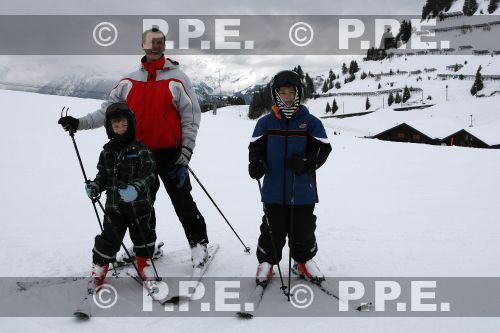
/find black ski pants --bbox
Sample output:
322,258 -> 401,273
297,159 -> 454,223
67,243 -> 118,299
150,148 -> 208,247
93,210 -> 156,264
257,204 -> 318,264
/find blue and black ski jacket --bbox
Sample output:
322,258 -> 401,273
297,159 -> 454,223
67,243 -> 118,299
249,105 -> 332,205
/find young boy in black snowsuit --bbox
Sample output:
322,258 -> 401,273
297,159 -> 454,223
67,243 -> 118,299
85,102 -> 157,289
248,70 -> 332,284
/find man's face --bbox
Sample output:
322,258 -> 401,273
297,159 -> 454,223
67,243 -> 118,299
277,86 -> 297,107
142,32 -> 165,62
111,118 -> 128,135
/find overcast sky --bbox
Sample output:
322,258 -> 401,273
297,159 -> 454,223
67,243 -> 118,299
0,0 -> 425,92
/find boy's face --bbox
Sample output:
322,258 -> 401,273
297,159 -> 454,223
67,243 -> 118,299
111,118 -> 128,135
277,86 -> 296,107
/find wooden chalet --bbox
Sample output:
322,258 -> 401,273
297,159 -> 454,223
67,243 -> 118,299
371,123 -> 436,145
442,129 -> 494,149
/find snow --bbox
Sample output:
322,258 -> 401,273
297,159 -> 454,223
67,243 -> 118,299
0,86 -> 500,332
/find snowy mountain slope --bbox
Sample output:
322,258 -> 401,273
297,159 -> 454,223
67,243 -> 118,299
303,52 -> 500,140
0,89 -> 500,332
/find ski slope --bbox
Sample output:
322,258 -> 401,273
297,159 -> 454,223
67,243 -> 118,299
0,88 -> 499,332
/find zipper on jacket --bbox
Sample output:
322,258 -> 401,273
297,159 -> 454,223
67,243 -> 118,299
282,119 -> 289,205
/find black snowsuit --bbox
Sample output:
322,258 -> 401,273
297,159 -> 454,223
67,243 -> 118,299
92,139 -> 157,264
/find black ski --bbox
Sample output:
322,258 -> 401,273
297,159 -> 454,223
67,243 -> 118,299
17,242 -> 164,291
236,280 -> 270,319
291,266 -> 373,312
160,243 -> 219,304
73,290 -> 94,319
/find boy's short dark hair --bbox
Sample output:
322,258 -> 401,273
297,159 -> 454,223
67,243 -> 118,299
110,115 -> 128,123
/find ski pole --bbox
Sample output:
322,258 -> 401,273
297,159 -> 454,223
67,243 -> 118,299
60,106 -> 125,278
287,173 -> 296,302
257,179 -> 288,297
186,165 -> 251,254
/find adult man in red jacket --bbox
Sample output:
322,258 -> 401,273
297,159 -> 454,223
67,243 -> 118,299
59,27 -> 209,267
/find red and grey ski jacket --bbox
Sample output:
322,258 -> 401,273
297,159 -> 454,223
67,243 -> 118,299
78,56 -> 201,153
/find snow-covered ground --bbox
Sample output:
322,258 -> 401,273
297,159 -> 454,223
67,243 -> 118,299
0,87 -> 500,332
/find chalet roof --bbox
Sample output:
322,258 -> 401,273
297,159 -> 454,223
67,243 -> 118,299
462,123 -> 500,146
372,123 -> 433,141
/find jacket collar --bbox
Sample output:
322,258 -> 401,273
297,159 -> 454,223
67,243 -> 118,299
272,104 -> 309,120
140,56 -> 179,71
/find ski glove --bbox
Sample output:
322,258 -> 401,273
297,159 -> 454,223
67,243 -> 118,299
118,185 -> 138,202
287,153 -> 318,175
58,116 -> 79,133
85,181 -> 100,199
248,160 -> 265,180
168,165 -> 188,188
174,146 -> 193,166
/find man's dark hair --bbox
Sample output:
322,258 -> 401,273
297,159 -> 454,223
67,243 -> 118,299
142,25 -> 166,43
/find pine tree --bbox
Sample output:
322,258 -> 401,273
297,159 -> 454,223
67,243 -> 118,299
395,91 -> 402,104
322,80 -> 328,93
304,73 -> 315,99
471,65 -> 484,95
296,65 -> 305,81
335,81 -> 341,89
403,85 -> 411,103
488,0 -> 500,13
365,97 -> 371,110
388,92 -> 394,106
332,99 -> 339,114
349,60 -> 359,74
329,69 -> 336,81
342,63 -> 348,75
463,0 -> 478,16
396,20 -> 412,44
361,72 -> 367,80
248,83 -> 273,119
378,83 -> 382,89
325,102 -> 331,113
328,80 -> 334,90
422,0 -> 455,18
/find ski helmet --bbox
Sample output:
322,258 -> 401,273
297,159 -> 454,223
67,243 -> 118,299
270,70 -> 304,119
105,102 -> 136,142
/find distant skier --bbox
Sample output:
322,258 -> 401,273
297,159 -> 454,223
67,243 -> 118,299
248,70 -> 332,284
85,102 -> 157,289
58,26 -> 210,268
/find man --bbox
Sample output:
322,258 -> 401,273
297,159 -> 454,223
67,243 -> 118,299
59,26 -> 209,267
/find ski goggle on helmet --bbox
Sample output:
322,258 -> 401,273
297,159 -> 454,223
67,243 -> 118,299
271,70 -> 304,119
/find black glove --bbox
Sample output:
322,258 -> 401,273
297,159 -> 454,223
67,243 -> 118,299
287,153 -> 318,175
168,165 -> 188,188
248,160 -> 265,179
58,116 -> 79,132
175,146 -> 193,166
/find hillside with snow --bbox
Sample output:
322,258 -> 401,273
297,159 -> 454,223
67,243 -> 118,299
1,0 -> 500,330
0,80 -> 500,332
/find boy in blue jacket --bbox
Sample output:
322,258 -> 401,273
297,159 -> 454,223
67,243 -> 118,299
248,70 -> 332,284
